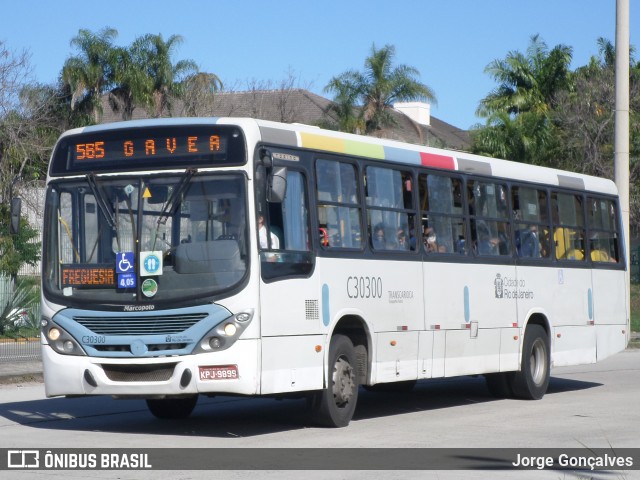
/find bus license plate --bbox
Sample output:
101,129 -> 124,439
199,365 -> 238,380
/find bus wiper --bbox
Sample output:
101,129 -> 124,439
86,173 -> 116,229
156,167 -> 197,226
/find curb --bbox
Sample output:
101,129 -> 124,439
0,372 -> 43,385
0,337 -> 40,344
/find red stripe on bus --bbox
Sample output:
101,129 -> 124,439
420,152 -> 455,169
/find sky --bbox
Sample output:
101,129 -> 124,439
2,0 -> 637,130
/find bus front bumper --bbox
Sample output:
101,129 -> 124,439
42,339 -> 260,398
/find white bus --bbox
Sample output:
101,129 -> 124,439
40,118 -> 629,427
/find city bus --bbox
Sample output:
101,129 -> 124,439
40,117 -> 629,427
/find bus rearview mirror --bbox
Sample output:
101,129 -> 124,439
267,167 -> 287,203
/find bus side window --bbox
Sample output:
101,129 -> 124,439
587,197 -> 620,263
512,186 -> 550,259
552,192 -> 585,261
315,159 -> 362,249
467,180 -> 511,257
365,166 -> 415,252
263,170 -> 310,253
419,173 -> 466,255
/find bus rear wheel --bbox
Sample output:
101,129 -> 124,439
310,334 -> 359,428
146,395 -> 198,419
511,324 -> 550,400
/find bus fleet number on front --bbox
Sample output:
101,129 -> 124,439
347,276 -> 383,299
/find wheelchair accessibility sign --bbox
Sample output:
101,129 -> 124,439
140,251 -> 163,276
116,252 -> 135,274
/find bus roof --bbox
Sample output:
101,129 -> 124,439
59,117 -> 618,196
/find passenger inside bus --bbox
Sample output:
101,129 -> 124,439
258,215 -> 280,249
372,224 -> 386,249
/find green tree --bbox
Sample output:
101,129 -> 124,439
325,44 -> 436,135
62,27 -> 119,124
130,34 -> 198,117
553,38 -> 640,231
473,35 -> 572,165
0,204 -> 40,279
107,46 -> 148,121
181,72 -> 223,116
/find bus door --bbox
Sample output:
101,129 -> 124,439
257,169 -> 323,394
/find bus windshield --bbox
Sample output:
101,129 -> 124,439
43,172 -> 248,306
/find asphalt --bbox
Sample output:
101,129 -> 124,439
0,333 -> 638,385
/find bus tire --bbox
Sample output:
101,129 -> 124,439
146,395 -> 198,419
511,324 -> 550,400
310,334 -> 359,428
484,372 -> 514,398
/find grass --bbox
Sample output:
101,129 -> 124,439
630,283 -> 640,333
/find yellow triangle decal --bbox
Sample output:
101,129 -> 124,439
142,187 -> 152,199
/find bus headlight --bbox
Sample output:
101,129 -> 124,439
41,318 -> 87,356
48,327 -> 61,341
223,323 -> 237,337
194,309 -> 254,354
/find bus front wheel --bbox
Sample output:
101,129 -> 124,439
310,334 -> 359,428
511,324 -> 550,400
146,395 -> 198,419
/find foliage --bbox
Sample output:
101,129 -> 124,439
324,44 -> 436,135
60,29 -> 208,122
0,276 -> 39,335
180,72 -> 223,117
62,28 -> 119,123
472,35 -> 572,165
129,33 -> 199,118
553,40 -> 640,229
0,204 -> 40,278
472,35 -> 640,233
631,287 -> 640,337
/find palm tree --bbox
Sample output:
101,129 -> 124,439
477,34 -> 572,118
325,44 -> 436,134
131,34 -> 198,117
473,35 -> 573,165
181,72 -> 223,116
108,46 -> 149,121
62,27 -> 118,123
323,74 -> 365,133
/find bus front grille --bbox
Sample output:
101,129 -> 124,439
101,363 -> 177,382
73,313 -> 208,335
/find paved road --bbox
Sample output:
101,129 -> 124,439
1,349 -> 639,479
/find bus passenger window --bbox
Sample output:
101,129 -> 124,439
467,180 -> 511,256
587,197 -> 620,263
316,159 -> 362,249
365,166 -> 415,252
419,173 -> 466,255
512,186 -> 550,259
552,192 -> 585,261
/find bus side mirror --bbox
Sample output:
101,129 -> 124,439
267,166 -> 287,203
10,197 -> 22,235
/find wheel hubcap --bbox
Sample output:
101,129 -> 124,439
332,356 -> 355,406
530,338 -> 547,386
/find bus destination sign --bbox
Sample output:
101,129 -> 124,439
73,134 -> 226,163
50,125 -> 246,176
61,264 -> 116,288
